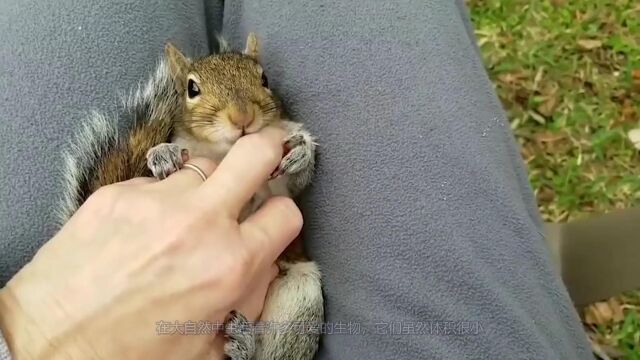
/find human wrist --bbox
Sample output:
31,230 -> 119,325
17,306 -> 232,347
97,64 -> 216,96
0,284 -> 52,359
0,268 -> 96,360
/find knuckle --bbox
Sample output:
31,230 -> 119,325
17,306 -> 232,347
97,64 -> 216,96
258,198 -> 303,238
276,197 -> 303,228
81,185 -> 126,216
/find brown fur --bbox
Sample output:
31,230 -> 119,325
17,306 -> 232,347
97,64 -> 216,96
89,120 -> 173,191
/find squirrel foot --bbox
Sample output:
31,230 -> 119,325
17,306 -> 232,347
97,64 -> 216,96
145,143 -> 189,180
223,310 -> 255,360
268,125 -> 316,196
272,130 -> 315,178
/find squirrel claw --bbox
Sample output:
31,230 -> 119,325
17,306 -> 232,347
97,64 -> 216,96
146,143 -> 186,180
223,310 -> 255,360
268,166 -> 283,180
267,142 -> 291,180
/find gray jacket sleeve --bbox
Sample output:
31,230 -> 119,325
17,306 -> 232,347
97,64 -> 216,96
0,332 -> 11,360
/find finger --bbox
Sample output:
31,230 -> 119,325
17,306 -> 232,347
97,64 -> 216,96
239,196 -> 302,265
158,157 -> 218,190
199,127 -> 286,218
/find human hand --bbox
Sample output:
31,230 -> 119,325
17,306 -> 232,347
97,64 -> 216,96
0,127 -> 300,359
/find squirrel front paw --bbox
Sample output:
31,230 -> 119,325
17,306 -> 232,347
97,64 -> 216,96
273,130 -> 316,178
146,143 -> 189,180
224,310 -> 255,360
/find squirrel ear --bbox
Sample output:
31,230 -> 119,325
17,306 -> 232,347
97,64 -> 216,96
164,42 -> 190,93
243,32 -> 260,59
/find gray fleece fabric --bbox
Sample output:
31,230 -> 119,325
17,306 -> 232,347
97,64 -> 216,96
0,0 -> 592,359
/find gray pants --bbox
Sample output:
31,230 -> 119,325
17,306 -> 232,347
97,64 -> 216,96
0,0 -> 592,358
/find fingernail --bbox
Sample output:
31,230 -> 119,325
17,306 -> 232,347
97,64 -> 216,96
181,149 -> 190,163
282,143 -> 291,156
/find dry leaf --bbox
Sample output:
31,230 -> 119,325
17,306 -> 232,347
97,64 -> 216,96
537,96 -> 558,117
534,131 -> 566,143
589,339 -> 612,360
621,99 -> 637,123
497,72 -> 529,85
528,111 -> 546,125
610,89 -> 627,103
537,187 -> 555,202
587,330 -> 625,360
540,81 -> 560,97
520,145 -> 535,163
588,335 -> 625,360
550,0 -> 565,6
533,67 -> 545,90
577,39 -> 603,50
515,88 -> 530,107
584,298 -> 625,325
627,128 -> 640,150
534,131 -> 569,153
632,69 -> 640,92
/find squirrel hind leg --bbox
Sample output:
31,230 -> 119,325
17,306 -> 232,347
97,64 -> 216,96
254,261 -> 324,360
224,310 -> 256,360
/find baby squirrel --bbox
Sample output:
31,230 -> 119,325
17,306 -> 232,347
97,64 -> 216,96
57,33 -> 323,360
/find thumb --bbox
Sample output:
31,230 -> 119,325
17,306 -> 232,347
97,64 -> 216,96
239,196 -> 303,266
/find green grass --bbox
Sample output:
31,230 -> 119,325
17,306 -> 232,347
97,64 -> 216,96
467,0 -> 640,357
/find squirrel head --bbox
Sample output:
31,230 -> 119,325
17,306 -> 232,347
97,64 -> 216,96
165,33 -> 282,144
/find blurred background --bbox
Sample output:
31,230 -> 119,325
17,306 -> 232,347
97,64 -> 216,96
466,0 -> 640,357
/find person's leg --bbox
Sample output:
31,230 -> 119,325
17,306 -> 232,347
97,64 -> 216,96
0,0 -> 222,284
222,1 -> 592,358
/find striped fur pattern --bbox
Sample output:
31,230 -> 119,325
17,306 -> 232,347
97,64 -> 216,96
56,58 -> 180,225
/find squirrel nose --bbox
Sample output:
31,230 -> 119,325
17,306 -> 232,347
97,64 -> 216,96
229,111 -> 255,130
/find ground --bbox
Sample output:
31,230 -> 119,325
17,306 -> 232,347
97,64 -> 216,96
466,0 -> 640,357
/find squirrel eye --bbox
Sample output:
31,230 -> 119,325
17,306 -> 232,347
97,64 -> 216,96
261,73 -> 269,88
187,79 -> 200,98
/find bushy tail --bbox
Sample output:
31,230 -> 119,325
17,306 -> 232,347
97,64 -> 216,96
56,58 -> 181,225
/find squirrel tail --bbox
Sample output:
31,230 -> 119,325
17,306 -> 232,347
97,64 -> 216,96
254,261 -> 324,360
56,58 -> 180,226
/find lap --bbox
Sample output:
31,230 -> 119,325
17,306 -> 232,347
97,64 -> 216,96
222,0 -> 591,358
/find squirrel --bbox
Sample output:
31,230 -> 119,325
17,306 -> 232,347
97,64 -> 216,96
56,33 -> 323,360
